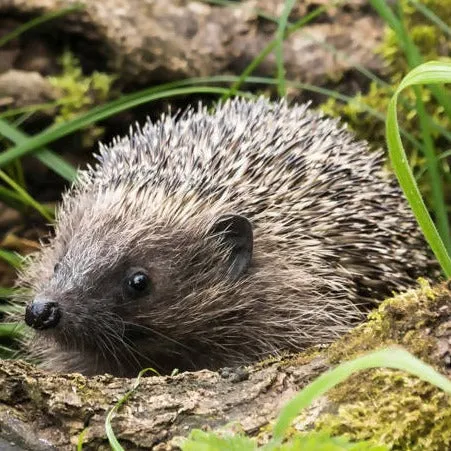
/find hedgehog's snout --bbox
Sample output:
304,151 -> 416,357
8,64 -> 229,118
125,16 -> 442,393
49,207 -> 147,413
25,299 -> 61,330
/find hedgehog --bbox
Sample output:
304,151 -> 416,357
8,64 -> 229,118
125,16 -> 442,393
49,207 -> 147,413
21,98 -> 436,377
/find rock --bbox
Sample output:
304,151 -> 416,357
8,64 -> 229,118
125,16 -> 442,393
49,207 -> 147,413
0,0 -> 384,88
0,70 -> 57,109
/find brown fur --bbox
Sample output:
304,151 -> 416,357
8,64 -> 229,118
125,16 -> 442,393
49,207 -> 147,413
19,99 -> 436,376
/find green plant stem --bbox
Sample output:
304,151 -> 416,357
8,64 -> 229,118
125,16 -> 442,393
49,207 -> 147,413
0,169 -> 53,221
225,4 -> 329,98
268,347 -> 451,448
275,0 -> 297,97
409,0 -> 451,36
0,119 -> 77,182
0,87 -> 254,168
0,4 -> 84,48
386,61 -> 451,277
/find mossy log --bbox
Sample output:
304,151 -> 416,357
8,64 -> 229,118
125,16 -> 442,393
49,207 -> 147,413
0,280 -> 450,450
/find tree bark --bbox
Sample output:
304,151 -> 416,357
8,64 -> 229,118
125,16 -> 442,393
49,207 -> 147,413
1,281 -> 450,450
0,352 -> 329,450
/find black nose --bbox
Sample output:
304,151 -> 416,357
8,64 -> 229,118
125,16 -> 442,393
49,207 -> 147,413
25,300 -> 61,330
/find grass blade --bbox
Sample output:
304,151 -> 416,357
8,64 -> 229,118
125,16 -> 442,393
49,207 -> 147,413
0,4 -> 84,48
0,102 -> 58,119
36,149 -> 78,182
270,347 -> 451,446
226,4 -> 328,98
0,119 -> 77,182
412,88 -> 449,250
409,0 -> 451,37
0,169 -> 53,221
257,4 -> 391,90
0,86 -> 253,168
275,0 -> 297,97
0,249 -> 23,268
0,75 -> 422,177
371,0 -> 451,250
0,185 -> 27,204
395,6 -> 450,250
369,0 -> 403,37
0,322 -> 26,339
105,368 -> 160,451
386,61 -> 451,277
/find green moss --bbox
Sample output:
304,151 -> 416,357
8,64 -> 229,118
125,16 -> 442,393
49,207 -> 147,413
327,279 -> 447,364
315,281 -> 451,450
49,51 -> 116,147
256,347 -> 322,372
316,368 -> 451,450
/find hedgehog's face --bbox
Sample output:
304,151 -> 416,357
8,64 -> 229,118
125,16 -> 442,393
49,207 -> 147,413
23,206 -> 254,375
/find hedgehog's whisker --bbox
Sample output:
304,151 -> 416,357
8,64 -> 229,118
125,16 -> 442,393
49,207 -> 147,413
119,318 -> 197,354
99,314 -> 162,372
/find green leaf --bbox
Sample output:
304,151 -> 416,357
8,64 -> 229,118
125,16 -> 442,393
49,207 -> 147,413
270,347 -> 451,446
0,4 -> 84,48
0,87 -> 253,169
386,61 -> 451,277
275,0 -> 297,97
0,322 -> 26,339
0,249 -> 23,269
0,169 -> 53,221
0,119 -> 77,182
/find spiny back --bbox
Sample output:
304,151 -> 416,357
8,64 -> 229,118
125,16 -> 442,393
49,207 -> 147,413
78,97 -> 430,296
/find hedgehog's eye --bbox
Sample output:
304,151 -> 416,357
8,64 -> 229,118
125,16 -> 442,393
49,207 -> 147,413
124,270 -> 151,297
54,262 -> 60,273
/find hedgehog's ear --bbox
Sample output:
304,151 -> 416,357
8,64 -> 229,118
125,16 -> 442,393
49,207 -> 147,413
210,214 -> 253,280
